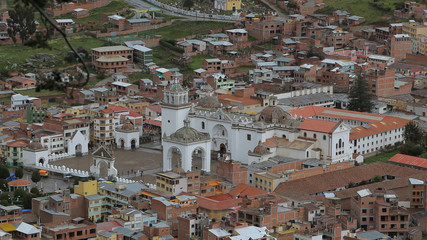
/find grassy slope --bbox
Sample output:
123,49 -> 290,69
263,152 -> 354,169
320,0 -> 412,24
147,21 -> 234,40
55,1 -> 131,26
364,150 -> 400,164
15,88 -> 64,97
0,35 -> 104,70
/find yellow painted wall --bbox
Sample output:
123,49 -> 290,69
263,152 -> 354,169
75,180 -> 98,196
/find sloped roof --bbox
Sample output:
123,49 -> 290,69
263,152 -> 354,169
389,154 -> 427,169
8,179 -> 31,186
229,183 -> 269,198
274,162 -> 426,201
298,118 -> 340,133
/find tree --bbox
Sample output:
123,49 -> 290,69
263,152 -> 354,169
14,168 -> 23,179
0,179 -> 8,192
31,171 -> 41,183
13,188 -> 27,200
0,166 -> 9,180
400,143 -> 424,156
404,121 -> 423,143
347,74 -> 374,113
0,193 -> 11,206
30,187 -> 40,196
183,0 -> 194,9
6,4 -> 37,45
372,175 -> 383,183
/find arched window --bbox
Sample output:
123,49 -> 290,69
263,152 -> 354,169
313,134 -> 317,139
323,135 -> 326,140
201,122 -> 205,129
304,132 -> 307,137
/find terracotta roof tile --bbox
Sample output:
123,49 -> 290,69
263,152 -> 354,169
7,140 -> 28,147
274,162 -> 426,201
144,120 -> 161,127
229,183 -> 269,197
217,94 -> 261,106
8,179 -> 31,186
107,106 -> 129,112
298,118 -> 340,133
389,154 -> 427,169
195,194 -> 241,210
350,117 -> 409,140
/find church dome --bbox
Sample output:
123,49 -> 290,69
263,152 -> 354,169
169,83 -> 184,91
27,138 -> 44,150
252,141 -> 270,155
198,96 -> 221,109
258,106 -> 291,124
169,120 -> 210,143
121,119 -> 134,131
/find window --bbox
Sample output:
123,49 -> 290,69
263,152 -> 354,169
382,208 -> 387,213
323,135 -> 326,140
247,134 -> 251,141
202,122 -> 205,129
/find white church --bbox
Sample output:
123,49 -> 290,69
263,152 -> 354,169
161,83 -> 353,173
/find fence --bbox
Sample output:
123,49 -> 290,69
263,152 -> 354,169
145,0 -> 241,21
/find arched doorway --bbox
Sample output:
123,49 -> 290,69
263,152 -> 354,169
131,139 -> 136,150
212,124 -> 228,153
38,158 -> 45,165
220,143 -> 226,156
98,161 -> 109,178
75,144 -> 82,157
192,147 -> 207,172
120,139 -> 125,149
167,147 -> 182,170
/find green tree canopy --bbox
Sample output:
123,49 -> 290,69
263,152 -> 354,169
183,0 -> 194,9
14,168 -> 24,179
347,74 -> 374,113
0,166 -> 10,180
0,179 -> 8,192
31,171 -> 41,183
6,4 -> 37,45
404,122 -> 424,143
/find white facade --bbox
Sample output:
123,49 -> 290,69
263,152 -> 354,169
23,147 -> 49,166
350,127 -> 405,155
10,94 -> 39,111
40,133 -> 65,154
116,128 -> 139,150
161,85 -> 191,137
67,129 -> 89,156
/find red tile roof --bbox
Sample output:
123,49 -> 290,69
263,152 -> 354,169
96,221 -> 122,232
8,179 -> 31,186
229,183 -> 269,197
127,110 -> 141,118
298,118 -> 340,133
107,106 -> 129,113
389,154 -> 427,169
288,106 -> 385,123
274,162 -> 426,201
217,94 -> 261,106
100,108 -> 114,114
350,117 -> 409,140
147,105 -> 162,113
7,140 -> 28,147
144,120 -> 161,127
195,194 -> 241,210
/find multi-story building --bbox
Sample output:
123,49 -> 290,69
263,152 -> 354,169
6,140 -> 28,166
402,20 -> 427,39
91,46 -> 133,74
151,195 -> 198,237
214,0 -> 241,11
93,108 -> 115,147
387,34 -> 412,61
0,205 -> 22,224
43,114 -> 90,157
244,14 -> 284,40
10,94 -> 41,111
178,214 -> 209,240
155,172 -> 187,195
42,218 -> 97,240
350,188 -> 409,238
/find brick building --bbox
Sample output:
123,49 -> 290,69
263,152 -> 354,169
387,34 -> 412,62
216,159 -> 248,185
42,218 -> 97,240
244,14 -> 284,41
151,195 -> 198,237
91,46 -> 133,74
350,188 -> 409,238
